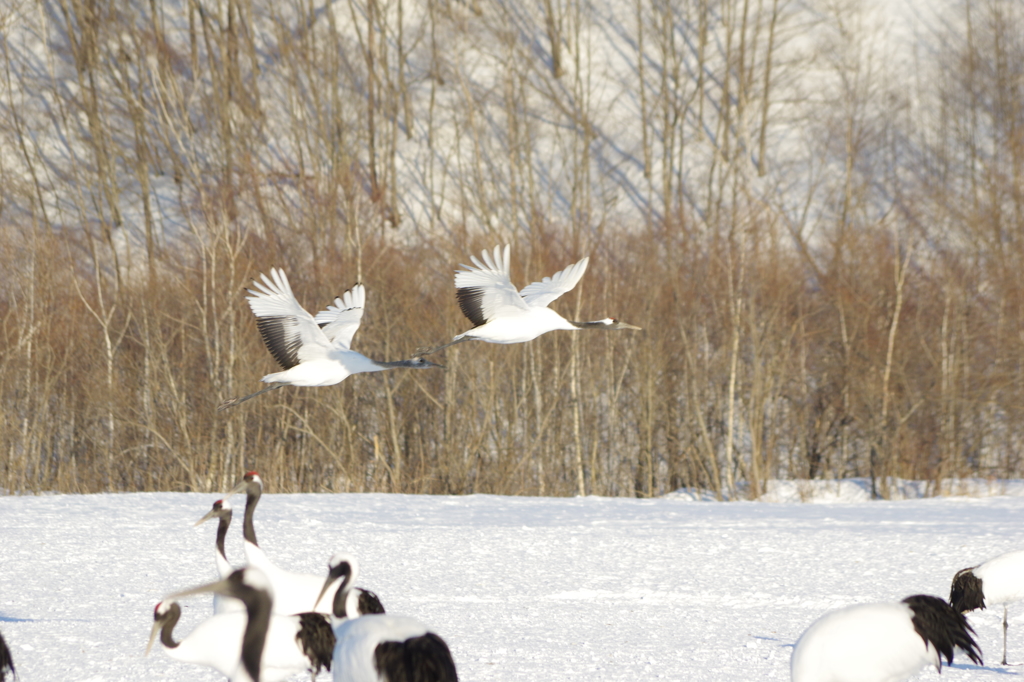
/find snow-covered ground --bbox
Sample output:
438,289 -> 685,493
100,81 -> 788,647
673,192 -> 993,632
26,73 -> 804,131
0,490 -> 1021,681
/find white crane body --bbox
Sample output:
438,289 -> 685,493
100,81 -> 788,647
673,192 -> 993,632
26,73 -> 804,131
242,540 -> 341,615
973,550 -> 1024,605
260,354 -> 382,387
793,603 -> 932,682
153,568 -> 309,682
455,306 -> 577,345
331,615 -> 433,682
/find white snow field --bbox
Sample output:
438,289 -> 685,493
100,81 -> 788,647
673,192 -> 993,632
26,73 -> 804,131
0,491 -> 1021,681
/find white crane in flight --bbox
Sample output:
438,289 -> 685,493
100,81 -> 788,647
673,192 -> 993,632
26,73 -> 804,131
219,269 -> 440,410
418,245 -> 640,356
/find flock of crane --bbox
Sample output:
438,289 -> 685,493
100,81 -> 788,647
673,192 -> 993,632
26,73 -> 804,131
0,245 -> 1022,682
218,245 -> 640,411
790,547 -> 1024,682
143,470 -> 458,682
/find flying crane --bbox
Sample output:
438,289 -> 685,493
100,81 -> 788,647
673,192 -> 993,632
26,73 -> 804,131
418,245 -> 640,356
220,269 -> 440,410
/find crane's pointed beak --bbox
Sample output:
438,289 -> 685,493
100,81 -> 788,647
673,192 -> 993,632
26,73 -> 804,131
313,577 -> 333,613
167,576 -> 235,602
145,620 -> 162,656
619,322 -> 642,330
194,507 -> 219,527
225,479 -> 249,497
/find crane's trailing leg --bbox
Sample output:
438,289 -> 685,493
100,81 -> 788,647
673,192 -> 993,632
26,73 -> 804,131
218,383 -> 285,411
415,335 -> 473,357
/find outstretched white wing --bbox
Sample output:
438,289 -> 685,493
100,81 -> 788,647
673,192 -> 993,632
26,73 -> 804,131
313,284 -> 365,350
454,245 -> 528,326
518,256 -> 589,309
245,268 -> 330,369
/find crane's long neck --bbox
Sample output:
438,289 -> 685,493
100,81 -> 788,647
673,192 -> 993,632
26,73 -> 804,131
216,511 -> 231,561
238,588 -> 272,682
370,359 -> 422,371
331,572 -> 356,620
160,604 -> 182,649
243,488 -> 259,547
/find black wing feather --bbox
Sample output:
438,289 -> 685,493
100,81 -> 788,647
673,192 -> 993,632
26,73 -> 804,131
256,316 -> 302,369
374,632 -> 458,682
455,287 -> 487,328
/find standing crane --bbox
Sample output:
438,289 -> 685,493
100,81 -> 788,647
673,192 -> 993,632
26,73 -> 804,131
315,554 -> 458,682
227,471 -> 385,617
219,269 -> 439,410
950,549 -> 1024,665
195,498 -> 244,614
154,567 -> 282,682
418,245 -> 640,355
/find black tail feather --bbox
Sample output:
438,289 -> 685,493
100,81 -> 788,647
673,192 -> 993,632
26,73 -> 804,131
375,632 -> 458,682
0,630 -> 14,682
903,594 -> 983,670
296,612 -> 336,675
950,568 -> 986,613
357,588 -> 386,615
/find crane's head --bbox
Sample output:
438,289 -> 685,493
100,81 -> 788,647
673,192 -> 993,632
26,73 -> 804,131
572,317 -> 642,330
227,471 -> 263,497
153,600 -> 177,620
316,553 -> 359,617
146,601 -> 182,655
380,357 -> 444,370
194,498 -> 232,526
